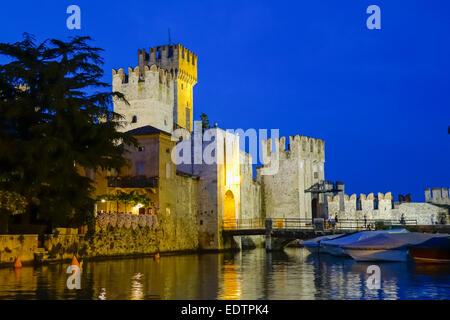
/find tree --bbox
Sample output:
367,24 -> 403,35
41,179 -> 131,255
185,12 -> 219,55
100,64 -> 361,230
0,190 -> 27,233
200,112 -> 210,129
0,34 -> 137,229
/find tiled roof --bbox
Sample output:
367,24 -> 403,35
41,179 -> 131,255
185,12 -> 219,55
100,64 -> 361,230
125,125 -> 171,137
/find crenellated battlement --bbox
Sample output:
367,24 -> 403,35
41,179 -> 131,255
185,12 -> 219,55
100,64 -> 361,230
138,44 -> 197,86
112,64 -> 173,87
327,191 -> 394,214
425,187 -> 450,204
112,64 -> 174,134
261,134 -> 325,162
331,192 -> 393,202
137,43 -> 197,132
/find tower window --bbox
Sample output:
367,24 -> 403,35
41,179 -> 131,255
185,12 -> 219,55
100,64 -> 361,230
132,115 -> 137,123
136,161 -> 146,176
186,107 -> 191,130
156,49 -> 161,59
181,50 -> 185,59
187,53 -> 190,62
192,56 -> 195,66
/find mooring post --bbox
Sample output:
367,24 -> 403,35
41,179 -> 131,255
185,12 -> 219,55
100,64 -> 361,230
265,218 -> 273,251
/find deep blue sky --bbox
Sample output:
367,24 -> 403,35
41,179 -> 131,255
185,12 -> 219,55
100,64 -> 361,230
1,1 -> 449,201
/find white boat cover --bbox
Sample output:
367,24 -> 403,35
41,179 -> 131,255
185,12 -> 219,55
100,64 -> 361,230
342,232 -> 449,250
320,229 -> 409,248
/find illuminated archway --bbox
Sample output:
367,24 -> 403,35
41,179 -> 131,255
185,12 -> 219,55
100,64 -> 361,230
223,190 -> 236,229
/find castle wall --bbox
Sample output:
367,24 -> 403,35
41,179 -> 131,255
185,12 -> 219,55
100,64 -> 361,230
112,65 -> 174,133
257,135 -> 325,220
425,187 -> 450,205
398,203 -> 449,225
158,134 -> 199,251
0,235 -> 38,265
177,127 -> 241,250
239,151 -> 261,221
239,151 -> 263,248
328,192 -> 449,226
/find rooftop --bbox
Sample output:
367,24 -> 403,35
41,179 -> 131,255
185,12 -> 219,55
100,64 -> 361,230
125,125 -> 171,137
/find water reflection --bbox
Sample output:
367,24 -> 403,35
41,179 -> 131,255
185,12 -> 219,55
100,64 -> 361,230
0,248 -> 448,300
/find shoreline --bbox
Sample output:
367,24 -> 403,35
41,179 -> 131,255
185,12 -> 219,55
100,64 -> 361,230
0,247 -> 247,269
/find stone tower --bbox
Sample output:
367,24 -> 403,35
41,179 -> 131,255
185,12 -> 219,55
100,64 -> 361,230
138,44 -> 198,132
112,65 -> 174,133
257,135 -> 326,220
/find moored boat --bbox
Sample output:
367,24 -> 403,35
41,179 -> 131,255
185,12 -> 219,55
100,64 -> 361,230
300,234 -> 344,253
319,229 -> 409,257
342,232 -> 449,262
409,236 -> 450,264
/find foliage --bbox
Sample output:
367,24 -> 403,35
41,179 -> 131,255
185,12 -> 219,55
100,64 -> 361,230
0,34 -> 137,227
97,191 -> 152,208
200,112 -> 210,129
0,190 -> 27,215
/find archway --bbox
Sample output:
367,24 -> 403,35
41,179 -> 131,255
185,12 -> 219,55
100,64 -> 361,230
311,197 -> 321,219
224,190 -> 236,229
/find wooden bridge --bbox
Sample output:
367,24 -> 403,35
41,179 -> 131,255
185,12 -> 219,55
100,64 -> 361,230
222,217 -> 418,251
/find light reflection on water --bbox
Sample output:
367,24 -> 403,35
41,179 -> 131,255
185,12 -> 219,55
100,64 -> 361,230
0,248 -> 449,300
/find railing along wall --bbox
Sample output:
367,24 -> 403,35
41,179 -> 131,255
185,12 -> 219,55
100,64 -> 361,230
222,218 -> 417,231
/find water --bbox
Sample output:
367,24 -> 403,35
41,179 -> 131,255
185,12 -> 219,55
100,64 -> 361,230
0,248 -> 449,300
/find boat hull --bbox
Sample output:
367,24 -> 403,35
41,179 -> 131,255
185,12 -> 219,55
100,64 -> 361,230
409,248 -> 450,264
344,248 -> 408,262
319,245 -> 347,257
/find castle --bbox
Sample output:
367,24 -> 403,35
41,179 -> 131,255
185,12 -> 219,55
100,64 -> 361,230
93,43 -> 449,250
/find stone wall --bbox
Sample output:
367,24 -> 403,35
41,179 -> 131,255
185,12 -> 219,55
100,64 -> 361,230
0,208 -> 200,267
239,151 -> 261,221
398,203 -> 449,225
239,151 -> 264,248
425,187 -> 450,205
258,135 -> 325,220
327,192 -> 449,226
0,235 -> 38,265
39,211 -> 198,261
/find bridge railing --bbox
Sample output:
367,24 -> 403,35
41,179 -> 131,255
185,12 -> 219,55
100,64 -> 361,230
222,217 -> 418,231
267,218 -> 314,230
334,218 -> 417,230
223,218 -> 265,230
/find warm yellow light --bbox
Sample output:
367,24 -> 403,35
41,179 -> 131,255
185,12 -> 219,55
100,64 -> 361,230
101,199 -> 106,203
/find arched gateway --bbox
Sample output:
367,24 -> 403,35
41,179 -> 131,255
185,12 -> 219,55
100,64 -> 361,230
223,190 -> 236,229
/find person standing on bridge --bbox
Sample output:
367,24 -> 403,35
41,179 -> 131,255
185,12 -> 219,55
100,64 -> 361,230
328,214 -> 336,229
